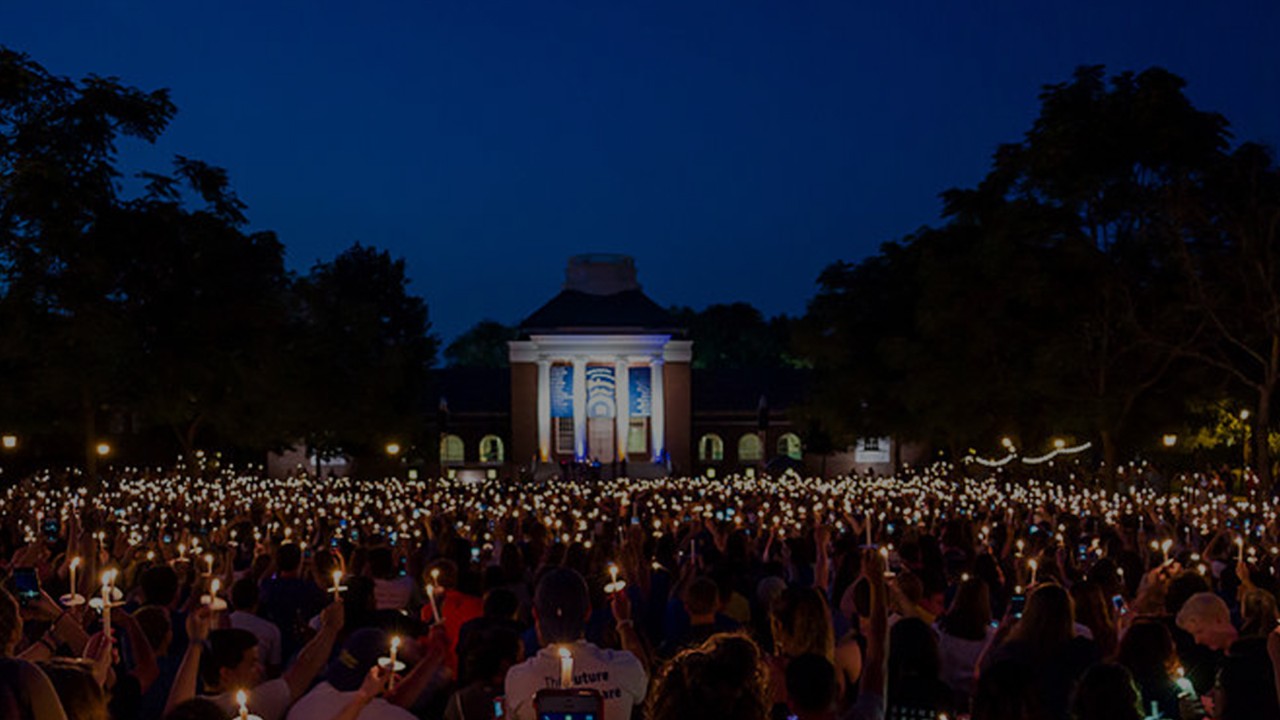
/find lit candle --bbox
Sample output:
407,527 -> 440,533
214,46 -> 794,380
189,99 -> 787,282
426,583 -> 441,623
1161,539 -> 1173,565
1237,537 -> 1245,565
236,689 -> 249,720
1028,559 -> 1038,586
330,569 -> 344,596
100,570 -> 113,640
69,557 -> 80,596
205,553 -> 215,575
388,636 -> 401,690
558,646 -> 573,689
609,563 -> 619,586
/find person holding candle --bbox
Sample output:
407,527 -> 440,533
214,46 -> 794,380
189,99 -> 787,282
0,588 -> 73,719
228,578 -> 283,678
502,567 -> 647,720
285,629 -> 424,720
164,598 -> 345,720
259,543 -> 327,664
417,560 -> 481,676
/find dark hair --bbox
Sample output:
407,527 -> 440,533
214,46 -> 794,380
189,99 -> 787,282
462,627 -> 521,685
482,587 -> 518,620
276,544 -> 303,573
534,567 -> 590,644
940,576 -> 992,641
140,565 -> 180,606
1070,580 -> 1117,658
367,547 -> 394,579
1009,583 -> 1074,659
684,577 -> 719,617
887,617 -> 944,711
1165,571 -> 1210,616
201,629 -> 259,687
132,605 -> 172,652
972,659 -> 1046,720
40,658 -> 108,720
785,653 -> 837,716
1116,619 -> 1176,684
771,586 -> 834,659
1071,662 -> 1142,720
648,634 -> 771,720
163,697 -> 228,720
230,578 -> 259,612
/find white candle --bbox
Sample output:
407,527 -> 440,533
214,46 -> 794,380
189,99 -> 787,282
388,636 -> 401,690
237,689 -> 249,720
609,563 -> 619,585
558,646 -> 573,688
205,553 -> 215,575
100,571 -> 113,640
426,583 -> 441,623
1028,559 -> 1038,586
1238,536 -> 1245,564
865,516 -> 872,546
69,557 -> 80,596
330,570 -> 343,595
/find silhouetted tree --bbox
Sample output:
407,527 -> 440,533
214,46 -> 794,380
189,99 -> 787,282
445,320 -> 517,368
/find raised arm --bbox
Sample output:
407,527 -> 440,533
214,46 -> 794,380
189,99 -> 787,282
282,599 -> 345,701
164,606 -> 212,718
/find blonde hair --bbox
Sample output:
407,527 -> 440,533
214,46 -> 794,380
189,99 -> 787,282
771,586 -> 835,660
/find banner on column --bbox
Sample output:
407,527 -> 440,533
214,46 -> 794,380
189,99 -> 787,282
586,366 -> 616,418
550,364 -> 573,418
629,367 -> 651,417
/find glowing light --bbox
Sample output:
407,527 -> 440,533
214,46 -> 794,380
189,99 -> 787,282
96,442 -> 112,457
385,443 -> 402,456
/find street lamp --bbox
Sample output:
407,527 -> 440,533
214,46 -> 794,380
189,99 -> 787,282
385,442 -> 402,457
1162,434 -> 1178,448
1,435 -> 15,450
95,442 -> 111,457
1053,438 -> 1066,450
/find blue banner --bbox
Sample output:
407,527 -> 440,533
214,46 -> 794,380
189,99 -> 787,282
586,365 -> 616,418
629,366 -> 651,417
550,364 -> 573,418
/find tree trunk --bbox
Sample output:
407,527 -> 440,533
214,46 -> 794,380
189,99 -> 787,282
81,383 -> 98,482
1256,390 -> 1272,490
1100,429 -> 1118,492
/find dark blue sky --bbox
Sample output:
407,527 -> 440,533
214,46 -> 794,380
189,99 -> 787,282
6,2 -> 1279,341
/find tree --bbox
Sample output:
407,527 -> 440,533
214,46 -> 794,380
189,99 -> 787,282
444,320 -> 517,368
294,244 -> 438,460
670,303 -> 798,369
0,47 -> 176,474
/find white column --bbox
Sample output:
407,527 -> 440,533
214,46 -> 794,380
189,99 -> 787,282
614,357 -> 630,462
572,356 -> 587,461
536,357 -> 551,462
650,357 -> 665,463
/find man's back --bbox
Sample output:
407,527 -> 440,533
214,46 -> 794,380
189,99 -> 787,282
503,640 -> 646,720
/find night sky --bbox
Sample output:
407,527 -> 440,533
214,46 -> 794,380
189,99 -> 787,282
5,2 -> 1278,342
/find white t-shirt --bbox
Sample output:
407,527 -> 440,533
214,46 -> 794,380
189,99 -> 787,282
286,681 -> 416,720
207,678 -> 293,720
373,576 -> 415,611
503,640 -> 647,720
230,610 -> 284,667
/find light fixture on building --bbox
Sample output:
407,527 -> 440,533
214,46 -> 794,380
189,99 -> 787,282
95,442 -> 112,457
1,435 -> 16,450
1052,438 -> 1066,450
385,442 -> 401,456
1162,434 -> 1178,448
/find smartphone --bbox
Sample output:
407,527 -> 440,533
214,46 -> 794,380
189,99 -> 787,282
470,547 -> 480,562
42,519 -> 59,541
493,697 -> 505,717
1009,594 -> 1026,619
1111,594 -> 1128,616
12,567 -> 40,607
534,689 -> 604,720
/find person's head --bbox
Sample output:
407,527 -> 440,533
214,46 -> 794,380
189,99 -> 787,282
140,565 -> 181,607
367,547 -> 395,580
230,578 -> 259,613
972,659 -> 1047,720
462,626 -> 522,686
1069,579 -> 1116,656
40,658 -> 108,720
276,543 -> 302,574
425,558 -> 460,590
1116,618 -> 1177,678
163,697 -> 228,720
1071,662 -> 1142,720
648,634 -> 771,720
1176,592 -> 1236,650
133,605 -> 174,655
940,575 -> 992,641
0,589 -> 20,656
887,617 -> 942,706
201,628 -> 262,691
533,567 -> 590,644
1240,588 -> 1279,637
1010,583 -> 1074,655
684,577 -> 720,622
1165,571 -> 1211,616
770,587 -> 834,660
785,653 -> 837,719
323,628 -> 389,691
482,587 -> 519,620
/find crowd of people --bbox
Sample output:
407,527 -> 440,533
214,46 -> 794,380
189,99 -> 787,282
1,463 -> 1279,720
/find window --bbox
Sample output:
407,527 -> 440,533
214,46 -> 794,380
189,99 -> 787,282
555,418 -> 575,455
627,418 -> 648,455
699,434 -> 724,462
862,437 -> 880,452
441,434 -> 464,464
479,435 -> 504,463
738,434 -> 763,462
778,433 -> 802,460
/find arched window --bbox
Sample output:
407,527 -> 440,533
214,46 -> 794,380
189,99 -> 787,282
777,433 -> 803,460
698,434 -> 724,462
441,434 -> 464,464
738,433 -> 763,462
479,435 -> 504,463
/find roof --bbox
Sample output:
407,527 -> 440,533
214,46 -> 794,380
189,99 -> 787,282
692,368 -> 811,413
519,289 -> 683,335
